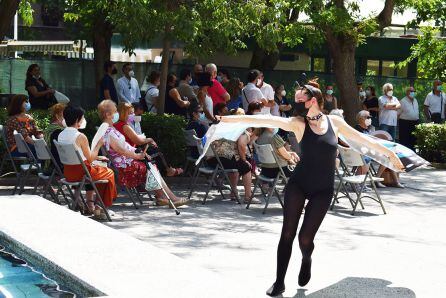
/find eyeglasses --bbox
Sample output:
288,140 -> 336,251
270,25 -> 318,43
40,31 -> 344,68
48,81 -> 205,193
365,116 -> 372,119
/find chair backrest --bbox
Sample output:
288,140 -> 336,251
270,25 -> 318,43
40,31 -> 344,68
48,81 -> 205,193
337,145 -> 365,167
193,135 -> 208,156
13,131 -> 30,154
288,133 -> 301,155
32,137 -> 51,160
253,142 -> 277,165
0,125 -> 9,149
184,129 -> 197,147
53,140 -> 82,166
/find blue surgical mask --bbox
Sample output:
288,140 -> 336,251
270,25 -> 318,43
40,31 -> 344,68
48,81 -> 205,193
112,112 -> 120,123
188,78 -> 193,85
326,90 -> 333,95
24,102 -> 31,112
409,91 -> 416,98
216,76 -> 222,83
272,128 -> 279,135
437,85 -> 443,91
199,113 -> 206,121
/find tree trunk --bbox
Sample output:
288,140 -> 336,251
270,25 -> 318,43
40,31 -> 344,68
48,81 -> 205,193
0,0 -> 20,41
325,32 -> 359,125
157,28 -> 171,115
92,16 -> 112,99
249,42 -> 281,71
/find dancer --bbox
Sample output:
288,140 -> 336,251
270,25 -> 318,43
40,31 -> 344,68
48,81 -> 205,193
217,81 -> 404,296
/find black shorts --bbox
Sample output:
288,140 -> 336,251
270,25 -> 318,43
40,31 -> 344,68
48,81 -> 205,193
260,166 -> 292,179
208,156 -> 252,176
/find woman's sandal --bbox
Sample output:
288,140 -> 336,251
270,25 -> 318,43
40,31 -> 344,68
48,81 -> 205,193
155,198 -> 170,206
166,168 -> 184,177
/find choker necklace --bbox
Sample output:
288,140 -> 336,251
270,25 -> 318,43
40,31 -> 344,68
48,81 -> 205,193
306,113 -> 323,121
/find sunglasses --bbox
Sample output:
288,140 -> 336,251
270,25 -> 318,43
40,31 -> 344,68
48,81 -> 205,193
365,116 -> 372,119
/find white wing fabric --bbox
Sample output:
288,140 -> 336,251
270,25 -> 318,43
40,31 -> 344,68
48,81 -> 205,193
54,91 -> 70,104
196,115 -> 429,172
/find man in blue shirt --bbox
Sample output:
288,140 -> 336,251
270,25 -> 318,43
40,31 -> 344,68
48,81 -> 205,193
117,63 -> 141,104
99,61 -> 118,103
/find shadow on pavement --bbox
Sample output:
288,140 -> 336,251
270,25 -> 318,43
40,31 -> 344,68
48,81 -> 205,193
286,277 -> 416,297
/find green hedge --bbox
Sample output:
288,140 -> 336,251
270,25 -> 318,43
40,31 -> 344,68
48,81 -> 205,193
0,108 -> 187,167
413,123 -> 446,163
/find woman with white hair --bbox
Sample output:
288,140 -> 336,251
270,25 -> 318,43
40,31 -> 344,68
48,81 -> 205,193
378,83 -> 400,141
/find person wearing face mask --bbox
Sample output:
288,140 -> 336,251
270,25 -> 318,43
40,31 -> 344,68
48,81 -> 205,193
117,63 -> 141,104
355,110 -> 374,134
25,64 -> 56,110
242,69 -> 268,113
398,87 -> 420,151
257,71 -> 276,114
190,63 -> 204,92
217,80 -> 404,296
378,83 -> 401,141
5,94 -> 43,158
362,86 -> 379,128
323,84 -> 338,114
274,84 -> 292,118
424,80 -> 445,123
99,100 -> 187,207
177,68 -> 198,109
116,102 -> 184,177
100,61 -> 119,103
205,63 -> 230,107
225,77 -> 244,110
130,102 -> 144,135
58,104 -> 116,217
186,105 -> 209,159
358,87 -> 367,102
255,127 -> 299,179
217,68 -> 231,89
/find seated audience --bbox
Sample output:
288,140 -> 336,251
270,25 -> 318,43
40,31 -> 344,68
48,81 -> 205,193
58,105 -> 117,217
165,73 -> 190,118
130,102 -> 144,135
197,72 -> 216,125
5,94 -> 43,157
98,100 -> 187,207
43,103 -> 66,173
186,105 -> 209,159
115,102 -> 183,177
255,128 -> 299,179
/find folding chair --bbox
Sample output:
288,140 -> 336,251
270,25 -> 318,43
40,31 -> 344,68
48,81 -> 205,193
32,137 -> 70,205
183,129 -> 197,176
99,146 -> 143,209
0,125 -> 28,190
187,136 -> 241,204
332,146 -> 386,215
287,132 -> 301,155
12,131 -> 41,195
54,140 -> 112,221
247,142 -> 285,214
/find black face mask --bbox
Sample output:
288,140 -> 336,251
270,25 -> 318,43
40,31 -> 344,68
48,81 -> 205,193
293,101 -> 310,117
111,68 -> 118,75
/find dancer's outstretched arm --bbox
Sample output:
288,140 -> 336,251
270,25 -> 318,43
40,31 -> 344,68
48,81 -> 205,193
329,115 -> 405,171
217,114 -> 304,134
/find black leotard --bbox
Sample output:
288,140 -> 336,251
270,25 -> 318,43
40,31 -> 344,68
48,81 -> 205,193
289,116 -> 338,196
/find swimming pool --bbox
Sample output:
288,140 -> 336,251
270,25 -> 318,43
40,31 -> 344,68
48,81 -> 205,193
0,245 -> 78,297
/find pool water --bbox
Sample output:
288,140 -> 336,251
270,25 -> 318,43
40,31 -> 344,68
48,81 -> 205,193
0,245 -> 76,297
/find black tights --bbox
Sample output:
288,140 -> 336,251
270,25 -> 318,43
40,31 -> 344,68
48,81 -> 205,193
274,181 -> 332,285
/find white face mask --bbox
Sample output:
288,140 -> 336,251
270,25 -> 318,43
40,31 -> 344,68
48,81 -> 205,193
359,91 -> 366,97
79,117 -> 87,129
134,115 -> 142,123
386,90 -> 393,97
365,118 -> 372,127
281,90 -> 286,97
128,70 -> 135,77
61,119 -> 67,128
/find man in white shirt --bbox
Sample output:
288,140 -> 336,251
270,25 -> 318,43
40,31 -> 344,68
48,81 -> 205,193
256,71 -> 275,115
378,83 -> 401,141
242,69 -> 269,113
117,63 -> 141,104
398,86 -> 419,150
424,80 -> 445,123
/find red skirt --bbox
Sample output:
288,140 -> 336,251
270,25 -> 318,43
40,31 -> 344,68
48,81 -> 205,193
64,162 -> 117,207
117,160 -> 147,188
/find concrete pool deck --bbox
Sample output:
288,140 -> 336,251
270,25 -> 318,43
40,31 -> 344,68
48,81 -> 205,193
0,167 -> 445,297
0,195 -> 249,298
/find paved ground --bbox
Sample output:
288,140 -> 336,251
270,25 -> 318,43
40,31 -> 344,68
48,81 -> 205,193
1,167 -> 445,297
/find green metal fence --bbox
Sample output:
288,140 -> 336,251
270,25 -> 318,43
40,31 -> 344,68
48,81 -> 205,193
0,59 -> 434,116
